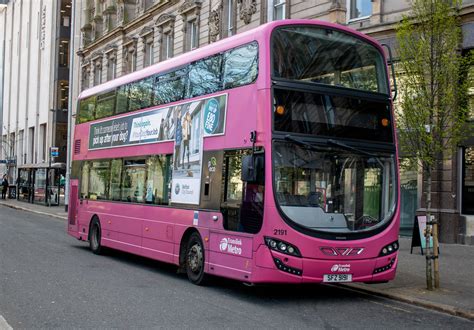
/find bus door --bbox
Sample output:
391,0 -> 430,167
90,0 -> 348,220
203,150 -> 264,281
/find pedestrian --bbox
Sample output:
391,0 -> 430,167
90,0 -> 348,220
174,111 -> 182,170
182,111 -> 192,169
2,174 -> 9,199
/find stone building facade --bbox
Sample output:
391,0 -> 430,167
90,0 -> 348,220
72,0 -> 474,244
0,0 -> 72,186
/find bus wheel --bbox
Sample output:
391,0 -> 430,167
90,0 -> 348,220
89,217 -> 103,255
185,232 -> 207,285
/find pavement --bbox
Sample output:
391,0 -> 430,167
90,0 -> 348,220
0,198 -> 473,321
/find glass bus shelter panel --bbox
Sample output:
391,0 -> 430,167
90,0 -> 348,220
18,169 -> 33,203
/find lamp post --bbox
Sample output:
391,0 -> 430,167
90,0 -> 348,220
65,0 -> 75,212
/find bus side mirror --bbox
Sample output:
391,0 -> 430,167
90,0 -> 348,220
241,154 -> 264,184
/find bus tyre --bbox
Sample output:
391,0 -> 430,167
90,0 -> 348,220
185,232 -> 207,285
89,217 -> 103,255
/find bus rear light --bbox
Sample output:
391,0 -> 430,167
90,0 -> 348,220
273,257 -> 302,276
265,237 -> 301,257
379,241 -> 399,256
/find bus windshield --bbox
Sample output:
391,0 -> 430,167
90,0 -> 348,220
272,26 -> 388,94
273,141 -> 396,233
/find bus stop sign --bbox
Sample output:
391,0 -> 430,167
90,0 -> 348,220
51,147 -> 59,157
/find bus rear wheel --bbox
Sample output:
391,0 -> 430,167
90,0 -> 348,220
89,217 -> 103,255
185,232 -> 207,285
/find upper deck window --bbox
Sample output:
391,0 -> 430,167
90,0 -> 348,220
77,41 -> 258,124
272,26 -> 388,94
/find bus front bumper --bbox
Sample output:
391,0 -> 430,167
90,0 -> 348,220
252,245 -> 398,284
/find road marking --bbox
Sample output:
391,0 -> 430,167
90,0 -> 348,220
0,315 -> 12,330
363,298 -> 413,314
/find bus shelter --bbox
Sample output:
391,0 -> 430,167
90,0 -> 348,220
17,163 -> 66,206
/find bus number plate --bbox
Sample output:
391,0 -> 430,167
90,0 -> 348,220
323,274 -> 352,283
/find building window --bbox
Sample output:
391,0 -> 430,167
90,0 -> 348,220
40,124 -> 47,162
107,56 -> 116,81
267,0 -> 286,21
187,20 -> 199,51
58,81 -> 69,110
81,66 -> 90,91
179,1 -> 201,52
156,14 -> 175,61
28,127 -> 35,164
123,40 -> 138,73
93,60 -> 102,86
59,40 -> 70,67
163,32 -> 173,59
348,0 -> 372,20
144,41 -> 154,67
223,0 -> 236,37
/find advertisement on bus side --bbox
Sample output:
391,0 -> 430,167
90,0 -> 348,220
88,94 -> 228,150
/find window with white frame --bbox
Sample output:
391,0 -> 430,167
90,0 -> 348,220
144,41 -> 154,67
268,0 -> 286,21
163,32 -> 173,59
187,20 -> 199,51
348,0 -> 372,20
107,55 -> 116,81
93,59 -> 102,86
227,0 -> 235,37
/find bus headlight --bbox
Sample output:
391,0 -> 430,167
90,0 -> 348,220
379,241 -> 399,256
265,237 -> 301,257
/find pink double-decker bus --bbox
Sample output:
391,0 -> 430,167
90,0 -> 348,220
68,19 -> 400,285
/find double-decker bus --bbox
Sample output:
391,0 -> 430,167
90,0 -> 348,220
68,19 -> 399,285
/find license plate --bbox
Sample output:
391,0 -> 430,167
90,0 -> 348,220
323,274 -> 352,283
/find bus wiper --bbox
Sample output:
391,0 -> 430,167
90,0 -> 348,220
326,139 -> 377,157
284,135 -> 328,152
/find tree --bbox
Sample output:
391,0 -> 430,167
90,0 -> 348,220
396,0 -> 471,290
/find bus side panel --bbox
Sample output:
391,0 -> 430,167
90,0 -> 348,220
207,231 -> 254,281
141,206 -> 176,263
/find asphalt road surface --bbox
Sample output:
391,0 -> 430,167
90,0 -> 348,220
0,206 -> 472,329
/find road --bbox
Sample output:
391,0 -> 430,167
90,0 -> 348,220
0,206 -> 472,329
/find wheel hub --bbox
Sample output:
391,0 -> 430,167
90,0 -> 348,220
188,244 -> 203,273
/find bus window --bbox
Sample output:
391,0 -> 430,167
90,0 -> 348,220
187,55 -> 222,98
78,96 -> 96,123
129,77 -> 153,112
121,159 -> 146,203
223,42 -> 258,89
221,150 -> 264,234
89,161 -> 111,200
145,155 -> 172,205
116,85 -> 129,114
154,69 -> 187,105
110,159 -> 122,201
80,161 -> 90,199
95,90 -> 116,119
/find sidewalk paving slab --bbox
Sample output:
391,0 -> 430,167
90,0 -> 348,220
1,198 -> 472,321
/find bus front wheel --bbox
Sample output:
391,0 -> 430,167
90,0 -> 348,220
89,217 -> 103,255
185,232 -> 207,285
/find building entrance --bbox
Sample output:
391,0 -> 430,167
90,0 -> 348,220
462,146 -> 474,214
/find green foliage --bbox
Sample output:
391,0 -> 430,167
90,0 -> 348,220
396,0 -> 471,170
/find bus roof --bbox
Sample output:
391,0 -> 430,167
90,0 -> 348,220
78,19 -> 384,100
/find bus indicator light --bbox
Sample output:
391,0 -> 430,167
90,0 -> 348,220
381,118 -> 390,127
276,105 -> 285,115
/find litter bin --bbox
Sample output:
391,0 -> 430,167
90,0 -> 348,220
8,185 -> 16,199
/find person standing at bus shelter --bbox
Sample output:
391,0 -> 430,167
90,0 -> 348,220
182,111 -> 192,169
174,110 -> 183,170
1,174 -> 9,199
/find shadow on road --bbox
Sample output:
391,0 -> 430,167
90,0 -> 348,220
71,242 -> 361,304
